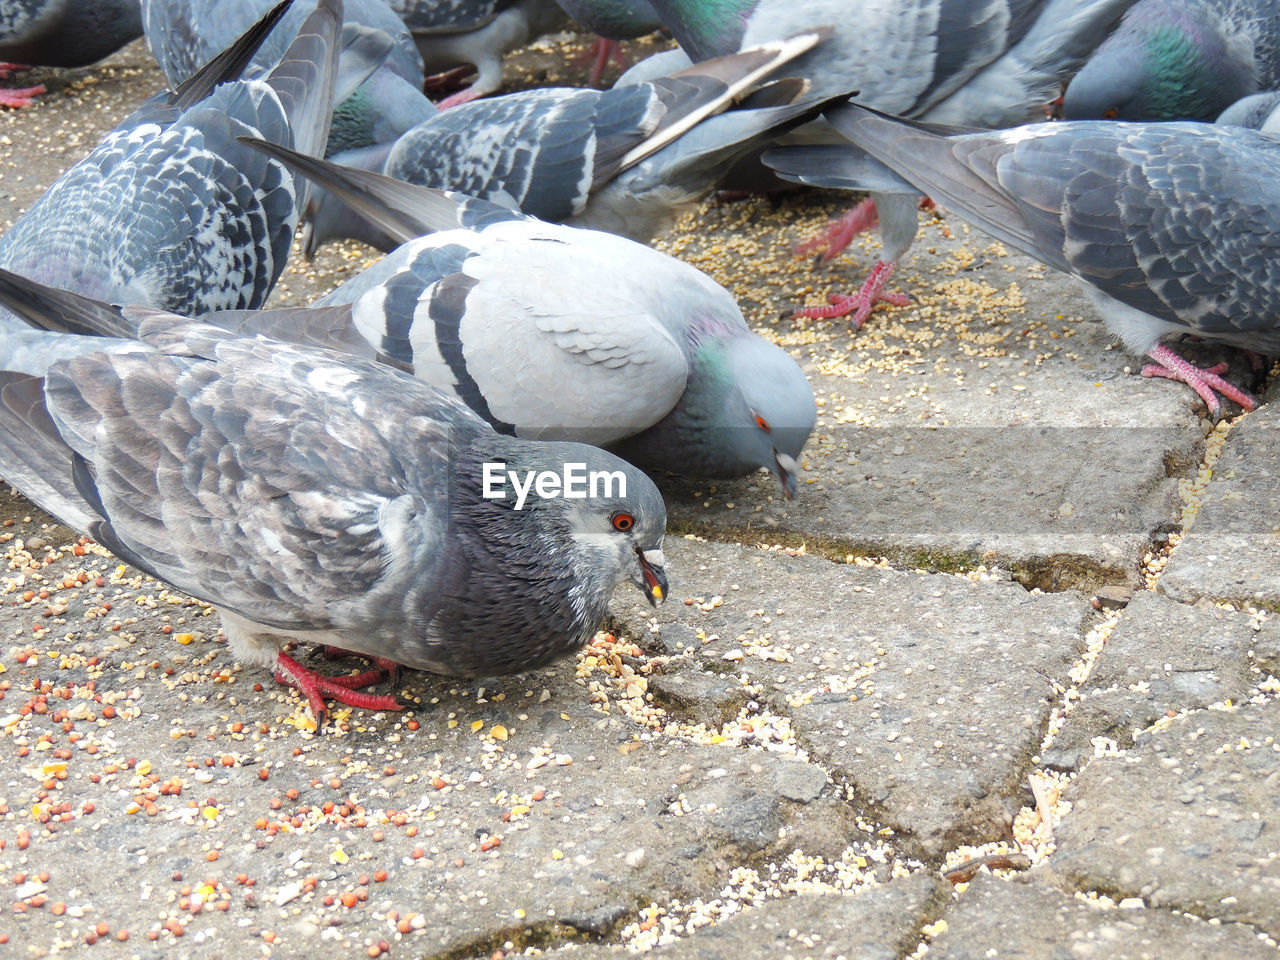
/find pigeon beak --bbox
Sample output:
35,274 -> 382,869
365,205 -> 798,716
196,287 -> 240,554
774,451 -> 799,500
636,548 -> 668,607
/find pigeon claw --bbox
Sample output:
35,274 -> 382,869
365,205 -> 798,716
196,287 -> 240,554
794,260 -> 911,331
436,85 -> 483,110
794,196 -> 879,262
0,84 -> 46,109
1141,344 -> 1259,422
274,651 -> 403,723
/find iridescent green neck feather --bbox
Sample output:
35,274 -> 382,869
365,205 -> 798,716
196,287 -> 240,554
647,0 -> 759,59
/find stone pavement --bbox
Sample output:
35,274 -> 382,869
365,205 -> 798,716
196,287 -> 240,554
0,36 -> 1276,960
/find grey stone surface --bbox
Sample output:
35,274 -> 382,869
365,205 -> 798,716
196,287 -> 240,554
0,28 -> 1275,960
1160,402 -> 1280,607
611,538 -> 1093,859
0,529 -> 866,956
929,872 -> 1277,960
1052,699 -> 1280,939
657,220 -> 1218,591
1052,590 -> 1280,757
543,871 -> 951,960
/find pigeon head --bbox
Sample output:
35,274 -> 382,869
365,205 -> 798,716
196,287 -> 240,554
1063,2 -> 1256,122
716,335 -> 817,499
614,328 -> 815,497
462,436 -> 669,610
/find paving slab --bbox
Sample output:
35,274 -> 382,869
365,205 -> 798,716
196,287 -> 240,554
541,871 -> 950,960
1050,699 -> 1280,939
1160,400 -> 1280,608
0,498 -> 890,958
927,871 -> 1277,960
1048,590 -> 1280,767
655,207 -> 1224,589
0,23 -> 1276,960
610,537 -> 1093,860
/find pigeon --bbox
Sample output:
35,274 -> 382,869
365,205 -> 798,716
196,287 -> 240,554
41,137 -> 815,498
141,0 -> 431,159
143,0 -> 420,90
1217,89 -> 1280,129
1063,0 -> 1280,122
0,269 -> 669,719
303,30 -> 841,253
0,0 -> 340,333
553,0 -> 662,85
640,0 -> 1136,329
386,0 -> 570,108
769,101 -> 1280,418
0,0 -> 143,107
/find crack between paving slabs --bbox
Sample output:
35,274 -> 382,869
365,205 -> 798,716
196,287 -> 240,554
671,509 -> 1158,598
545,627 -> 937,954
899,411 -> 1280,956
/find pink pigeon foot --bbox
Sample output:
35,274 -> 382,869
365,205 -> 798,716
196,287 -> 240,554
0,84 -> 46,109
1140,343 -> 1258,420
795,196 -> 879,262
794,259 -> 912,330
274,650 -> 403,720
422,64 -> 474,93
582,37 -> 627,86
436,85 -> 483,110
0,62 -> 31,79
321,644 -> 401,679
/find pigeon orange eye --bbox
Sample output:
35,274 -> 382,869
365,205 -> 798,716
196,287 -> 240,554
1102,107 -> 1118,119
612,512 -> 635,532
755,415 -> 771,432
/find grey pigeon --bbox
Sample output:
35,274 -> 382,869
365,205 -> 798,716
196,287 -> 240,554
770,101 -> 1279,417
143,0 -> 420,90
554,0 -> 656,39
0,0 -> 143,107
0,268 -> 669,719
305,30 -> 839,252
1063,0 -> 1280,122
0,0 -> 341,333
1217,89 -> 1280,129
553,0 -> 661,85
141,0 -> 431,159
134,140 -> 818,497
639,0 -> 1136,330
387,0 -> 570,108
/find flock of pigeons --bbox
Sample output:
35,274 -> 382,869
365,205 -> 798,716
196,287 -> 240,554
0,0 -> 1276,718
